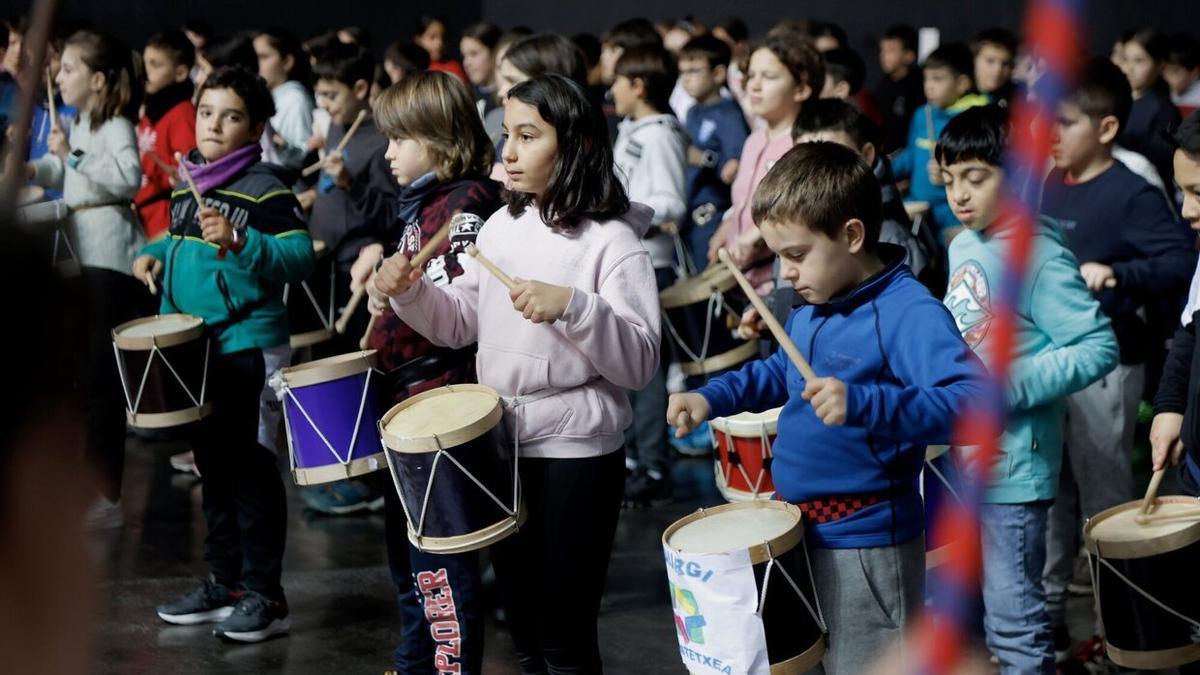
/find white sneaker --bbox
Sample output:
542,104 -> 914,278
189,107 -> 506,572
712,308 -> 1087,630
170,450 -> 200,477
85,496 -> 124,530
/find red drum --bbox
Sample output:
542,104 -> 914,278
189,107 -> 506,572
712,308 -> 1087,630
710,409 -> 779,502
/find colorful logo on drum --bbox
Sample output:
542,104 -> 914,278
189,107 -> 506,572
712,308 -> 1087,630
669,583 -> 706,645
945,259 -> 992,348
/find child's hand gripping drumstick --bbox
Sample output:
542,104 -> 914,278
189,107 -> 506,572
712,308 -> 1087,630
361,220 -> 456,342
174,153 -> 232,260
467,245 -> 572,324
301,109 -> 368,177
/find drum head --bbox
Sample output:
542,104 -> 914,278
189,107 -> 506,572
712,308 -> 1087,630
18,185 -> 45,205
665,502 -> 802,563
113,314 -> 204,350
710,408 -> 781,437
1085,497 -> 1200,559
380,383 -> 502,454
659,266 -> 737,309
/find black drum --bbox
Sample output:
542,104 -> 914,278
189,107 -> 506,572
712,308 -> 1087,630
379,384 -> 525,553
1084,497 -> 1200,670
286,239 -> 335,349
660,265 -> 756,376
112,314 -> 213,428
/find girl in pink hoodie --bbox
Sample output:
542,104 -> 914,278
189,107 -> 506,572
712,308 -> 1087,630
371,73 -> 660,673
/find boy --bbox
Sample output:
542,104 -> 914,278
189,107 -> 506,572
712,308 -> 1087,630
1040,58 -> 1197,665
939,106 -> 1118,675
135,31 -> 197,240
599,18 -> 661,139
819,46 -> 883,127
670,142 -> 986,675
678,34 -> 748,270
873,24 -> 925,153
892,43 -> 989,241
611,43 -> 688,506
1164,32 -> 1200,118
133,66 -> 315,643
972,28 -> 1019,107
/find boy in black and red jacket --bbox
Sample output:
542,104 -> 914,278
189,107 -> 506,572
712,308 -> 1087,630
135,31 -> 196,240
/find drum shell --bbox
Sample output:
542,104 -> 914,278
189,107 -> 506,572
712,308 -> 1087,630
113,318 -> 211,428
661,272 -> 754,375
711,415 -> 777,501
922,449 -> 960,569
286,245 -> 335,347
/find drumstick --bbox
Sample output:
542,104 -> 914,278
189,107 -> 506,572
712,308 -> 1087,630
337,223 -> 452,334
176,154 -> 231,260
301,109 -> 368,177
147,274 -> 158,296
925,105 -> 936,152
1136,468 -> 1167,525
717,248 -> 818,382
148,151 -> 177,181
467,244 -> 516,290
358,314 -> 376,350
45,66 -> 58,132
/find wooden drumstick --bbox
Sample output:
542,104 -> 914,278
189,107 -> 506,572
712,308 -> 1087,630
359,314 -> 376,350
174,152 -> 204,211
466,244 -> 516,290
1136,468 -> 1167,525
717,248 -> 818,382
302,109 -> 368,177
45,66 -> 58,132
147,274 -> 158,296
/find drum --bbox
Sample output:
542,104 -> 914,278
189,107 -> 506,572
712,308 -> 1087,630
663,502 -> 826,674
922,445 -> 961,570
285,239 -> 335,349
710,409 -> 780,502
1084,497 -> 1200,670
379,384 -> 525,554
660,265 -> 757,376
276,350 -> 387,485
112,314 -> 213,428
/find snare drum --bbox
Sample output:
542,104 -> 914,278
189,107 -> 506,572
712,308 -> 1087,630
922,445 -> 961,570
1084,497 -> 1200,670
663,502 -> 826,674
285,240 -> 335,349
379,384 -> 525,554
276,350 -> 387,485
710,409 -> 779,502
112,314 -> 213,428
660,266 -> 757,376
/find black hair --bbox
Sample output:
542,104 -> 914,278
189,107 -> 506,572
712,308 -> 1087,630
679,34 -> 731,70
201,33 -> 257,73
1166,32 -> 1200,71
924,42 -> 975,80
1068,57 -> 1133,127
572,32 -> 601,69
601,18 -> 661,51
809,21 -> 847,49
146,30 -> 196,70
505,74 -> 630,230
793,97 -> 879,149
383,40 -> 431,76
312,40 -> 374,87
614,44 -> 677,114
882,24 -> 918,54
338,25 -> 372,49
715,18 -> 749,44
197,66 -> 276,127
936,104 -> 1009,167
256,28 -> 312,87
416,15 -> 446,37
973,27 -> 1019,57
504,33 -> 589,87
462,22 -> 502,51
182,19 -> 214,42
823,46 -> 866,94
1126,29 -> 1171,64
1175,111 -> 1200,159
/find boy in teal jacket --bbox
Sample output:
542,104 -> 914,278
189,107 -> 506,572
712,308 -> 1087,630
938,106 -> 1117,674
132,67 -> 314,643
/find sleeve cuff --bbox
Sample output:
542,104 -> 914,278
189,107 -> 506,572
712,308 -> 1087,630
560,287 -> 590,326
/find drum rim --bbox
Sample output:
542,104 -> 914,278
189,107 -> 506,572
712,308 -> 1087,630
679,341 -> 758,376
126,401 -> 213,429
770,636 -> 827,674
711,407 -> 782,436
659,267 -> 737,308
1084,495 -> 1200,559
662,501 -> 804,565
280,350 -> 377,389
1106,640 -> 1200,670
379,383 -> 502,454
112,313 -> 205,350
408,501 -> 527,554
292,450 -> 385,485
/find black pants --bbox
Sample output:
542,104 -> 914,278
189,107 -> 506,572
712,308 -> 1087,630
385,483 -> 485,674
191,348 -> 288,600
83,267 -> 144,501
491,449 -> 626,674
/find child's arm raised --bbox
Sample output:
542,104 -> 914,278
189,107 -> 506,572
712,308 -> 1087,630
386,251 -> 482,350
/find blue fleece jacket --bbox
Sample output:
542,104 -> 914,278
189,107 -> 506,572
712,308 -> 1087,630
696,245 -> 988,549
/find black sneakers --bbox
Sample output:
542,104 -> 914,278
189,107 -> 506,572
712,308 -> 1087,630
156,577 -> 239,625
623,470 -> 673,507
213,590 -> 292,643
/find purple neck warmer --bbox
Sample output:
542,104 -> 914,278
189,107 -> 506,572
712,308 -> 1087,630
181,143 -> 262,196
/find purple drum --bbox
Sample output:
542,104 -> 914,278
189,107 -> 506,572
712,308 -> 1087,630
277,350 -> 386,485
923,445 -> 962,569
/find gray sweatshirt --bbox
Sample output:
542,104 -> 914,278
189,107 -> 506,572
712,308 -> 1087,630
31,112 -> 144,275
612,113 -> 688,269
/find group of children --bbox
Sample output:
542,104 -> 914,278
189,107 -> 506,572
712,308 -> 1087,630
6,10 -> 1200,675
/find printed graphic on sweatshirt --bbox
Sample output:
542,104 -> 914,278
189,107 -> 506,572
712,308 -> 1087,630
417,568 -> 463,675
945,259 -> 992,348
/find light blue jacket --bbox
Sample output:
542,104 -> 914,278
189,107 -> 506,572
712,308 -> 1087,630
944,217 -> 1118,503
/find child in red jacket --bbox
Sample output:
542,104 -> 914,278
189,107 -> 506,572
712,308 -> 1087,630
135,31 -> 197,239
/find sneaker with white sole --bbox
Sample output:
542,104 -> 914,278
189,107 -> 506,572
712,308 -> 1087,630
85,496 -> 124,531
213,591 -> 291,643
170,450 -> 200,477
157,576 -> 239,625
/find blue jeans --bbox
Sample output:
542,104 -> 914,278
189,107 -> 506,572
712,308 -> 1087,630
980,501 -> 1055,675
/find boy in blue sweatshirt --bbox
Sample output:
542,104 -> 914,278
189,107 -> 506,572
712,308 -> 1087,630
939,106 -> 1118,675
891,43 -> 989,242
668,142 -> 986,675
131,67 -> 315,643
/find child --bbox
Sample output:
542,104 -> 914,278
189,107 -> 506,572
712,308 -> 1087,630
371,73 -> 658,674
873,24 -> 925,153
355,71 -> 502,675
678,34 -> 748,270
939,106 -> 1118,675
599,19 -> 662,139
1164,33 -> 1200,118
135,66 -> 314,642
415,15 -> 468,84
670,141 -> 985,675
28,30 -> 79,167
972,28 -> 1019,107
136,30 -> 197,240
27,29 -> 144,530
611,44 -> 687,506
194,33 -> 257,89
382,40 -> 431,85
460,22 -> 502,117
253,29 -> 314,170
820,46 -> 884,126
891,43 -> 989,242
1119,29 -> 1183,187
709,34 -> 823,291
1040,58 -> 1197,663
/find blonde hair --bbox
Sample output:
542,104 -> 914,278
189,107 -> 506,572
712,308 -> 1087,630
373,71 -> 494,180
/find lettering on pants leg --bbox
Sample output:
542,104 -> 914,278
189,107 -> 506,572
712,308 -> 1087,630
417,568 -> 462,674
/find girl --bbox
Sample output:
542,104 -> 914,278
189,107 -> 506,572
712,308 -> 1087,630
27,29 -> 144,529
353,71 -> 502,674
481,28 -> 533,148
371,73 -> 660,673
460,22 -> 502,118
253,28 -> 314,170
1120,29 -> 1183,186
708,34 -> 823,290
415,15 -> 468,84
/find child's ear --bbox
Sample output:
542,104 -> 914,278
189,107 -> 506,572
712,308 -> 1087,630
353,79 -> 371,100
794,81 -> 813,103
250,121 -> 267,142
174,64 -> 190,83
844,218 -> 867,253
713,64 -> 728,85
1097,114 -> 1121,144
89,70 -> 106,93
956,73 -> 972,95
633,77 -> 648,99
834,80 -> 851,99
860,142 -> 877,167
282,53 -> 295,76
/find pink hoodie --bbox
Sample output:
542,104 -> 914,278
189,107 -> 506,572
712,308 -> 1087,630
390,202 -> 661,459
725,127 -> 794,289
